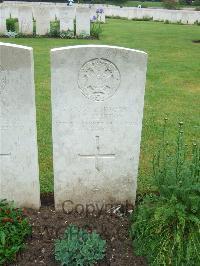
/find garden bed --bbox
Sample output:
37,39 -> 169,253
9,193 -> 146,266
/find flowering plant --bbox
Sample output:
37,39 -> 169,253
90,8 -> 104,39
96,7 -> 104,14
0,199 -> 31,264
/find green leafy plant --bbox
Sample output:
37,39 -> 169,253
90,8 -> 103,39
33,19 -> 36,36
55,224 -> 106,266
90,22 -> 102,39
60,30 -> 74,39
0,199 -> 31,264
48,20 -> 60,38
6,18 -> 18,32
77,31 -> 91,39
193,0 -> 200,6
131,119 -> 200,265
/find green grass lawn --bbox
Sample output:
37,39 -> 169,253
0,19 -> 199,193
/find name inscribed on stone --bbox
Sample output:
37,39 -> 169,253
78,58 -> 121,102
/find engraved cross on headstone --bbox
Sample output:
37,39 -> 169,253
78,136 -> 115,171
0,153 -> 11,157
0,126 -> 11,157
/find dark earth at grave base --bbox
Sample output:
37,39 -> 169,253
8,193 -> 147,266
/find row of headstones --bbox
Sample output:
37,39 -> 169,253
105,6 -> 200,25
75,4 -> 200,24
0,5 -> 105,35
2,2 -> 199,25
0,42 -> 147,211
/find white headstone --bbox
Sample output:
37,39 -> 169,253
51,45 -> 147,210
76,7 -> 90,36
49,8 -> 56,22
18,6 -> 33,35
2,4 -> 12,20
58,7 -> 75,32
0,42 -> 40,209
34,6 -> 50,35
10,5 -> 18,18
0,6 -> 7,34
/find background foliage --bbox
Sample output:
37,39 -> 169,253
131,121 -> 200,265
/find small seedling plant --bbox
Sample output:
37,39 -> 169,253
0,199 -> 31,264
55,224 -> 106,266
131,119 -> 200,265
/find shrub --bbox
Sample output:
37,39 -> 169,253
179,0 -> 192,5
6,18 -> 18,32
0,200 -> 31,264
55,224 -> 106,266
163,0 -> 178,9
48,20 -> 60,37
91,21 -> 102,39
193,0 -> 200,6
33,19 -> 36,35
131,119 -> 200,265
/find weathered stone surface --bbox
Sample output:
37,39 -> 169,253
9,5 -> 18,18
0,6 -> 7,34
0,42 -> 40,209
34,6 -> 50,35
76,7 -> 90,35
51,45 -> 147,210
58,7 -> 75,32
49,5 -> 57,21
18,6 -> 33,35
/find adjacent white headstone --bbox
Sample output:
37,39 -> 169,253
34,6 -> 50,35
58,7 -> 75,32
0,6 -> 7,34
18,6 -> 33,35
2,5 -> 12,20
9,5 -> 18,18
0,42 -> 40,209
49,5 -> 57,21
76,7 -> 90,36
51,45 -> 147,210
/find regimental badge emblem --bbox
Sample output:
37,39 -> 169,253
78,58 -> 121,102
